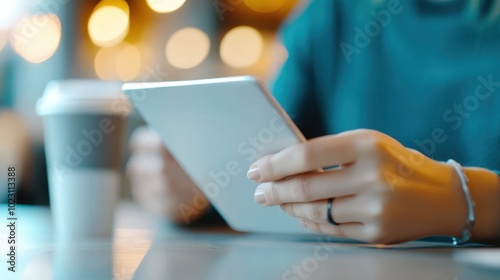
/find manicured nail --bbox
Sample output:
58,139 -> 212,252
254,188 -> 266,205
247,167 -> 262,182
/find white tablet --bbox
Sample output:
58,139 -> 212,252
122,76 -> 311,234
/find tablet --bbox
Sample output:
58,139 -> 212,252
122,76 -> 311,234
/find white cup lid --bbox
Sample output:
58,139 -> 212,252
36,79 -> 132,116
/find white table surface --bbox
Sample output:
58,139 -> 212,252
0,201 -> 498,280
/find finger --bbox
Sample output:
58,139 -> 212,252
247,132 -> 359,182
280,196 -> 364,224
253,168 -> 359,206
299,220 -> 366,241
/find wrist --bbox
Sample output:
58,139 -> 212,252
426,165 -> 500,243
438,162 -> 470,239
419,161 -> 468,239
463,167 -> 500,242
446,160 -> 475,244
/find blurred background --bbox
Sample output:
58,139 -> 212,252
0,0 -> 301,204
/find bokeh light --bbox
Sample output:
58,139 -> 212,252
95,47 -> 117,80
146,0 -> 186,13
244,0 -> 285,13
220,26 -> 264,68
0,1 -> 23,30
166,28 -> 210,69
116,44 -> 141,81
95,42 -> 141,81
88,0 -> 129,47
9,14 -> 62,63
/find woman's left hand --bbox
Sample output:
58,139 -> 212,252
247,129 -> 468,244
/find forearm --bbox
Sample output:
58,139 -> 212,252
464,167 -> 500,243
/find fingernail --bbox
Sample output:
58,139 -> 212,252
247,167 -> 262,182
254,188 -> 266,205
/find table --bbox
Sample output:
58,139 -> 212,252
0,201 -> 498,280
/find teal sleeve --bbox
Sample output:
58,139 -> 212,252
271,0 -> 330,139
0,64 -> 12,108
271,2 -> 315,120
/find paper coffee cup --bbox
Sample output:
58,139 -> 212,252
37,80 -> 131,241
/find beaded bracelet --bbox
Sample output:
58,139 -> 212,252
446,159 -> 475,245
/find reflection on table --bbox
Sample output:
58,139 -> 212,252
0,201 -> 497,280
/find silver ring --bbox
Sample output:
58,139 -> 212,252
327,198 -> 340,226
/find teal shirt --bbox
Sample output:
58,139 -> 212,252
272,0 -> 500,171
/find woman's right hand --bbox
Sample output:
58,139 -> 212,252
126,126 -> 210,224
